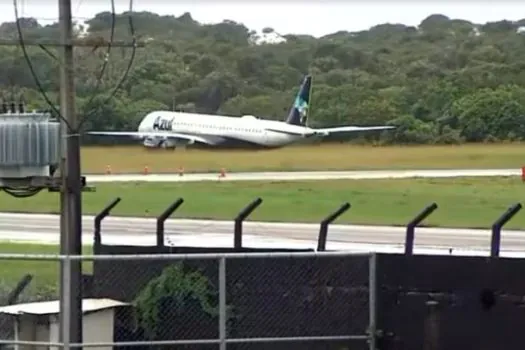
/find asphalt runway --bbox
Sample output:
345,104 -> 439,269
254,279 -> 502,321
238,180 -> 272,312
1,213 -> 524,257
1,169 -> 522,257
85,168 -> 520,182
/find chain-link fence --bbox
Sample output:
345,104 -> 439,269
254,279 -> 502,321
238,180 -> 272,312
0,251 -> 377,349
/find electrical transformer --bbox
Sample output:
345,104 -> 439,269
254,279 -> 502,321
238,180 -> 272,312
0,103 -> 60,179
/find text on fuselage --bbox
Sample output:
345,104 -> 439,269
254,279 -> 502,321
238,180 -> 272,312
152,116 -> 174,131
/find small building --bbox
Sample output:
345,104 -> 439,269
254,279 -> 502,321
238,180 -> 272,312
0,298 -> 129,350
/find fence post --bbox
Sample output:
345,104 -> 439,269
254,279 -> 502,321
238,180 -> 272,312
317,202 -> 351,251
423,300 -> 441,350
93,197 -> 121,251
6,274 -> 33,305
234,198 -> 263,249
218,256 -> 227,350
368,253 -> 377,350
404,203 -> 438,255
491,203 -> 522,257
60,254 -> 72,350
156,198 -> 185,247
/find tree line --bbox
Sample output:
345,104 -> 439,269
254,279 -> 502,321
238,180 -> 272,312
2,12 -> 525,144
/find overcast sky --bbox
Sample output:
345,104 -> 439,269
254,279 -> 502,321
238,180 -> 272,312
3,1 -> 525,37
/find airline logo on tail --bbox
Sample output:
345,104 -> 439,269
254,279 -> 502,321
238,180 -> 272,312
286,75 -> 312,126
294,95 -> 309,125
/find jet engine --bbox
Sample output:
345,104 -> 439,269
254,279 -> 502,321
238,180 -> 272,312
143,137 -> 193,149
143,137 -> 175,148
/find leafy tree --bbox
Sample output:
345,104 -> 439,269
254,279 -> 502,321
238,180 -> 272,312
4,12 -> 525,144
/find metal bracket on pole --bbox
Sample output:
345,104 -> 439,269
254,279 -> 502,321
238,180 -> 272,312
93,197 -> 121,251
234,198 -> 263,250
156,198 -> 185,247
490,203 -> 522,257
6,275 -> 33,305
404,203 -> 438,256
317,202 -> 351,251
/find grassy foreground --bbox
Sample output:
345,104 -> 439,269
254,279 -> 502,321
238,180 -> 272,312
82,143 -> 525,174
2,177 -> 525,229
0,243 -> 93,301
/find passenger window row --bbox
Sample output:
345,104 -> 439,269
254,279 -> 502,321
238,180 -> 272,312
173,122 -> 262,133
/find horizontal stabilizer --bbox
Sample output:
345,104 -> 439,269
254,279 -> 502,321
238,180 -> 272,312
314,125 -> 395,135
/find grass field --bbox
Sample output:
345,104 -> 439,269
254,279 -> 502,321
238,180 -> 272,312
2,177 -> 525,229
0,243 -> 93,301
82,143 -> 525,174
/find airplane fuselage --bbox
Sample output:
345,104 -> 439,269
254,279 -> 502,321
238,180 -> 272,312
138,111 -> 317,149
86,75 -> 394,148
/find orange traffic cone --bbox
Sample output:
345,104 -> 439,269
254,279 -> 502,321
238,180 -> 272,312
105,165 -> 112,174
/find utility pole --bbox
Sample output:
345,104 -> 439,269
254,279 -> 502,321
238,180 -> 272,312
7,1 -> 141,348
58,0 -> 82,348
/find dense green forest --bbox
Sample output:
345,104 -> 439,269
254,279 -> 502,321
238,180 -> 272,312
3,11 -> 525,144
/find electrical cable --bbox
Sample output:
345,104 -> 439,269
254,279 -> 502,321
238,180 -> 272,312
81,0 -> 116,112
78,0 -> 137,129
13,0 -> 69,130
74,0 -> 85,16
3,187 -> 43,198
7,0 -> 137,198
8,0 -> 64,198
13,0 -> 137,131
8,37 -> 19,103
34,0 -> 117,116
3,2 -> 44,198
38,44 -> 59,62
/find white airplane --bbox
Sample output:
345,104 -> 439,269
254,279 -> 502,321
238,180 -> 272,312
87,75 -> 395,149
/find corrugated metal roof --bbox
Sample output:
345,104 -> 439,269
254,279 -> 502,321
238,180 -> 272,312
0,298 -> 129,316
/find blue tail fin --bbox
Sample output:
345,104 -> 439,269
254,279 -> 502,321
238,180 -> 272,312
285,75 -> 312,126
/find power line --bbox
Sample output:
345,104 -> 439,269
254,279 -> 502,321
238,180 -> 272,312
81,0 -> 116,116
78,0 -> 137,129
74,0 -> 84,14
0,38 -> 137,47
12,0 -> 139,131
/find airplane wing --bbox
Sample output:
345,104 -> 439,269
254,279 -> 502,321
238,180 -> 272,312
314,125 -> 395,135
86,131 -> 216,145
